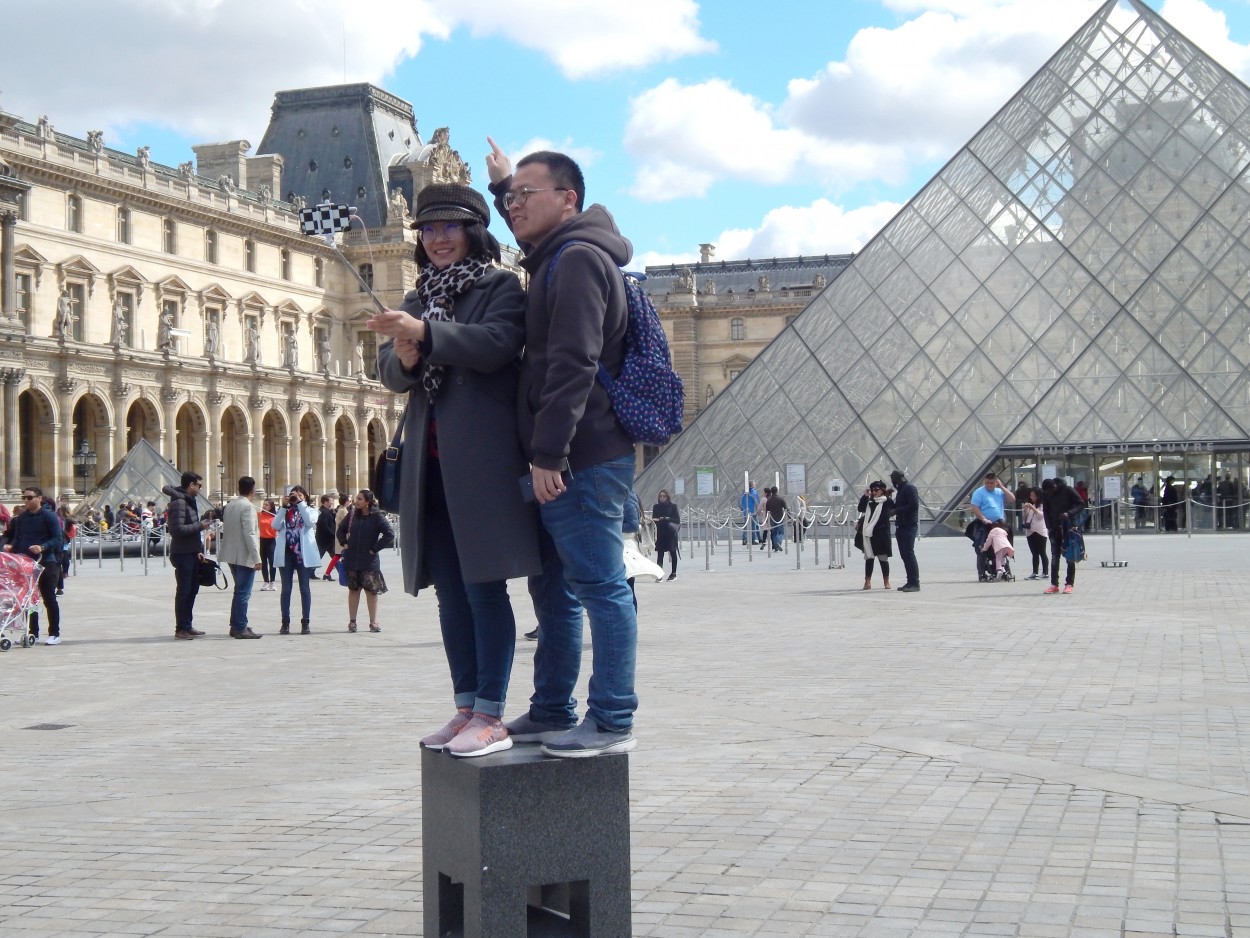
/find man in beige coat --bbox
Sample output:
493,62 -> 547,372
219,475 -> 263,639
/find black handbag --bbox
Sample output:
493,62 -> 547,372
372,413 -> 404,513
197,557 -> 228,590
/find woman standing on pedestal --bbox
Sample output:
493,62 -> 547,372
369,183 -> 540,758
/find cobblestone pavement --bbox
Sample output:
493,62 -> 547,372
3,532 -> 1250,936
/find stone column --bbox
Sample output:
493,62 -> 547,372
55,378 -> 77,498
1,211 -> 17,319
249,422 -> 264,492
161,388 -> 180,465
2,368 -> 24,496
110,383 -> 131,470
206,392 -> 225,495
278,434 -> 294,494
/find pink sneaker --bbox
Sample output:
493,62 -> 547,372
420,708 -> 472,750
1062,584 -> 1073,594
447,713 -> 513,758
1044,585 -> 1060,594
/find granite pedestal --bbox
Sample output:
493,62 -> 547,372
421,745 -> 631,937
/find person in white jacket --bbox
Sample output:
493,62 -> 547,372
272,485 -> 319,634
218,476 -> 263,639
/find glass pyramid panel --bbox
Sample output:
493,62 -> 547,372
636,0 -> 1250,524
75,438 -> 214,520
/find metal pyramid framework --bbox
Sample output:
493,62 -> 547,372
73,439 -> 214,520
637,0 -> 1250,529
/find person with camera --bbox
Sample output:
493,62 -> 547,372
163,472 -> 213,640
273,485 -> 319,635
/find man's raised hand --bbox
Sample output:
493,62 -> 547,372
485,136 -> 511,185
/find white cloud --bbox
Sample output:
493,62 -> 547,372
625,78 -> 909,201
443,0 -> 716,79
634,198 -> 903,269
0,0 -> 713,147
514,137 -> 602,170
1161,0 -> 1250,77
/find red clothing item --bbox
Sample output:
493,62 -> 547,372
258,510 -> 276,540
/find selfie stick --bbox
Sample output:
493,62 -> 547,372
299,201 -> 387,313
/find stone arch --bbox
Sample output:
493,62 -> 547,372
126,398 -> 161,450
71,391 -> 111,493
17,386 -> 56,489
367,418 -> 388,480
333,413 -> 358,492
220,404 -> 250,499
175,401 -> 208,479
261,408 -> 289,497
299,411 -> 325,492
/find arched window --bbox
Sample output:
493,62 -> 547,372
205,229 -> 218,264
67,194 -> 83,233
280,248 -> 291,281
731,318 -> 745,341
116,205 -> 131,244
244,239 -> 256,272
163,218 -> 177,254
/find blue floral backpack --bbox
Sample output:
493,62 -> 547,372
546,242 -> 685,445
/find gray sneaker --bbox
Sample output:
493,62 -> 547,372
504,712 -> 573,743
540,717 -> 636,758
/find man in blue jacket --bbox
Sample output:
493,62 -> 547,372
3,486 -> 64,644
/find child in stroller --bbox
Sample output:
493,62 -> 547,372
982,520 -> 1016,581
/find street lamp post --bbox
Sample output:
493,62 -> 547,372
216,460 -> 225,505
305,462 -> 313,492
344,464 -> 352,495
73,439 -> 97,496
262,461 -> 271,498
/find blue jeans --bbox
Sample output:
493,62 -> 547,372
228,564 -> 257,634
424,460 -> 516,717
527,454 -> 638,733
895,524 -> 919,586
769,519 -> 784,550
742,513 -> 760,544
171,552 -> 201,633
279,560 -> 312,621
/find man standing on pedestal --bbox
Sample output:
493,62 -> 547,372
486,138 -> 638,758
220,475 -> 262,639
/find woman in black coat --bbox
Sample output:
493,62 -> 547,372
336,488 -> 395,633
855,480 -> 895,589
651,489 -> 680,581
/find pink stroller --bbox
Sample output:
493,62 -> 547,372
0,552 -> 42,651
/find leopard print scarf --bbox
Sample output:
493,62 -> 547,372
415,256 -> 493,396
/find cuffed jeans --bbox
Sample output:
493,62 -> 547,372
424,459 -> 516,717
895,524 -> 919,586
279,561 -> 312,621
228,564 -> 257,634
526,454 -> 638,733
171,552 -> 201,633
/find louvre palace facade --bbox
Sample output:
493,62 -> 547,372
637,0 -> 1250,531
0,84 -> 512,504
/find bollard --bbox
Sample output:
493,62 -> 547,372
422,745 -> 631,937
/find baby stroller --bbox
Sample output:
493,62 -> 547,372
0,552 -> 42,651
981,525 -> 1016,582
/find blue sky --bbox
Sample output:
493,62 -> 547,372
6,0 -> 1250,266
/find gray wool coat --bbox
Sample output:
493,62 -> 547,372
376,267 -> 541,596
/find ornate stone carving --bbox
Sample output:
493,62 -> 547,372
207,391 -> 225,407
161,388 -> 180,405
87,130 -> 104,154
178,161 -> 194,182
288,399 -> 306,413
290,194 -> 306,213
258,185 -> 272,206
425,127 -> 471,185
111,382 -> 130,400
56,378 -> 77,395
675,268 -> 695,294
218,175 -> 236,194
1,367 -> 26,385
36,116 -> 54,141
249,395 -> 266,411
136,146 -> 151,170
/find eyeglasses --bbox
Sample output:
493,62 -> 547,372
502,187 -> 570,210
416,222 -> 464,243
23,494 -> 39,500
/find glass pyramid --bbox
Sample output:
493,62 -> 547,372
637,0 -> 1250,529
73,439 -> 215,520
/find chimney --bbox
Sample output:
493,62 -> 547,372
245,153 -> 284,196
699,243 -> 716,264
192,140 -> 251,188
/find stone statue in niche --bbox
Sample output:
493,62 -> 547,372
157,309 -> 176,351
205,319 -> 219,357
282,331 -> 298,369
112,297 -> 129,346
318,337 -> 332,372
245,323 -> 261,363
54,289 -> 73,338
